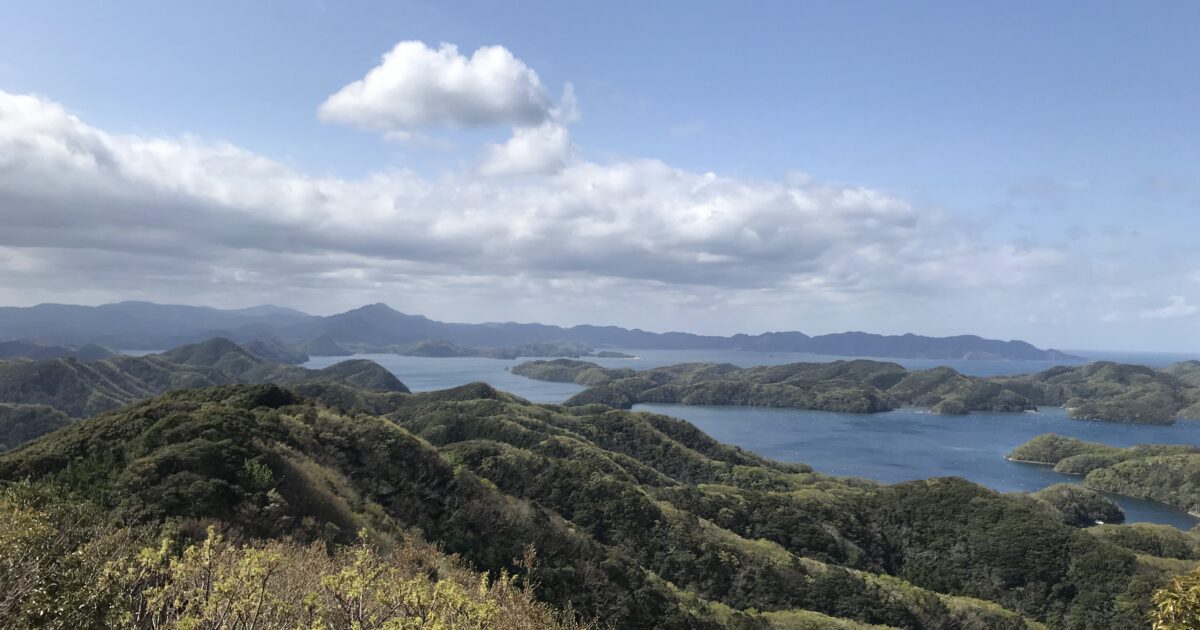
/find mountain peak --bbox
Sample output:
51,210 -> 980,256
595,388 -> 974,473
160,337 -> 254,366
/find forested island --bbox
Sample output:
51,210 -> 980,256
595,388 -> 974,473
1010,434 -> 1200,514
513,358 -> 1200,424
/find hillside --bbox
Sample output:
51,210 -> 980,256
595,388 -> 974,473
0,339 -> 117,361
0,403 -> 70,451
240,335 -> 310,364
513,358 -> 1200,423
0,301 -> 1082,362
0,337 -> 406,422
0,382 -> 1182,628
1010,434 -> 1200,513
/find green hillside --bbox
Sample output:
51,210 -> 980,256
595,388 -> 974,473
0,383 -> 1188,628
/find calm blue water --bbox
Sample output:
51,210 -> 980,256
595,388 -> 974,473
303,353 -> 591,401
633,404 -> 1200,529
305,349 -> 1200,528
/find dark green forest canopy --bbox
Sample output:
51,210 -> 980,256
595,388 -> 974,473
0,382 -> 1190,629
514,358 -> 1200,424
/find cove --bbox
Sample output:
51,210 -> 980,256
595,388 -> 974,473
634,403 -> 1200,529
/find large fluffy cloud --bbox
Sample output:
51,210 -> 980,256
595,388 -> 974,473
317,41 -> 554,134
479,122 -> 573,176
0,88 -> 1092,340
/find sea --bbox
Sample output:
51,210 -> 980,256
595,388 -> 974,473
303,347 -> 1200,529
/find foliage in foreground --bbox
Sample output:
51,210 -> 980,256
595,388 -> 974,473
1151,565 -> 1200,629
0,483 -> 583,629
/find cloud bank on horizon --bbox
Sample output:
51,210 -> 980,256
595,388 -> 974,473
0,40 -> 1194,349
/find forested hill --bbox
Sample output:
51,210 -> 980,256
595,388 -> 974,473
1011,434 -> 1200,513
0,300 -> 1080,361
0,339 -> 117,361
514,358 -> 1200,424
0,382 -> 1187,628
0,337 -> 406,448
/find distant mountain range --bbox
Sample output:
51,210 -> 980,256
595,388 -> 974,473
0,300 -> 1083,362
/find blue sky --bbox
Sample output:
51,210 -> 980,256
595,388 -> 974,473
0,1 -> 1197,351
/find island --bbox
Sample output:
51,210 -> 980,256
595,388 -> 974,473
594,350 -> 637,358
513,357 -> 1200,423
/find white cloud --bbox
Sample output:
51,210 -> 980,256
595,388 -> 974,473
317,41 -> 553,133
1139,295 -> 1199,320
479,122 -> 573,176
0,89 -> 1080,336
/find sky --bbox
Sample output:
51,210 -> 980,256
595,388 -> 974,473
0,1 -> 1197,351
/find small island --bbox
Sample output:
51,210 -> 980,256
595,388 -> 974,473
593,350 -> 637,358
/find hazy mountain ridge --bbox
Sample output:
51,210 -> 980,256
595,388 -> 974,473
0,339 -> 117,361
0,301 -> 1081,361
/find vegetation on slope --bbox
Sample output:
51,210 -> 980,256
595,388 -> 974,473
0,404 -> 70,451
1089,523 -> 1200,561
994,362 -> 1199,425
240,335 -> 310,364
379,386 -> 1184,628
0,482 -> 585,629
3,383 -> 1177,627
0,340 -> 117,361
1031,483 -> 1125,527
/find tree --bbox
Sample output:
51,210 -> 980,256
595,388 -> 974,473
1151,566 -> 1200,629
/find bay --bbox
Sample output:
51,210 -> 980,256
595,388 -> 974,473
305,348 -> 1200,528
635,403 -> 1200,529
